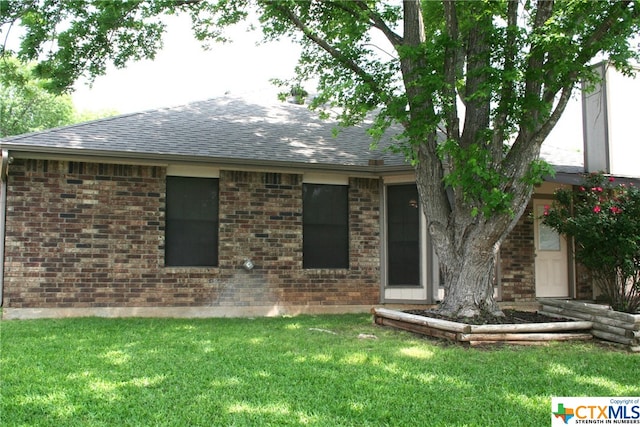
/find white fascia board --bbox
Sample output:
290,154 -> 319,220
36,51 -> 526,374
382,173 -> 416,184
167,164 -> 220,178
302,172 -> 349,185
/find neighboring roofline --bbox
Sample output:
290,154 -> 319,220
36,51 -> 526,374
546,171 -> 640,186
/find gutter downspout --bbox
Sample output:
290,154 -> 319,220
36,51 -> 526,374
0,149 -> 9,307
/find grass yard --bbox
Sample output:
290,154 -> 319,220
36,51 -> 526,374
1,313 -> 638,426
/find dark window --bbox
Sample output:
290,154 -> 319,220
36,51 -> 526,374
165,176 -> 219,267
303,184 -> 349,268
387,184 -> 420,286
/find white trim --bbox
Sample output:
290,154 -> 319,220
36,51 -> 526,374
303,172 -> 349,185
431,244 -> 443,302
167,164 -> 220,178
0,149 -> 8,307
382,182 -> 429,303
419,204 -> 429,300
382,174 -> 415,184
384,287 -> 427,301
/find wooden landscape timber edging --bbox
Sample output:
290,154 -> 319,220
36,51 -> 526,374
539,299 -> 640,352
371,307 -> 592,346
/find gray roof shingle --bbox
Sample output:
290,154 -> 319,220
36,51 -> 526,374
1,93 -> 584,174
1,95 -> 408,171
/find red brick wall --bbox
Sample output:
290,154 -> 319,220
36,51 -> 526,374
575,263 -> 595,300
499,205 -> 536,302
215,171 -> 380,307
3,159 -> 380,309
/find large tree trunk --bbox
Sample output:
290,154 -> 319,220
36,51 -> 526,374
399,0 -> 563,319
414,143 -> 532,319
436,231 -> 502,318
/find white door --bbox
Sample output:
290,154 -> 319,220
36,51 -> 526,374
534,200 -> 569,297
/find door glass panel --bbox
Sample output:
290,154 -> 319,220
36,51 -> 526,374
537,206 -> 560,251
387,184 -> 420,286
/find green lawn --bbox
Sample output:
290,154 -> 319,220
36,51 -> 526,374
1,314 -> 638,426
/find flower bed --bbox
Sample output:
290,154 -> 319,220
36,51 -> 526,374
539,299 -> 640,352
371,307 -> 593,346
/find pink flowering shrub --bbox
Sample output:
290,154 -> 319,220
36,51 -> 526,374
543,173 -> 640,313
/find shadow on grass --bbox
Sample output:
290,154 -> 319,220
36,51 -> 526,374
1,314 -> 638,426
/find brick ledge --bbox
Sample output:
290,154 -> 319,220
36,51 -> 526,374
1,305 -> 375,320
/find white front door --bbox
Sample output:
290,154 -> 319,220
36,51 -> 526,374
534,200 -> 569,297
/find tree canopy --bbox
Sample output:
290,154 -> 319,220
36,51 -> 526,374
0,55 -> 119,137
2,0 -> 639,317
0,55 -> 75,137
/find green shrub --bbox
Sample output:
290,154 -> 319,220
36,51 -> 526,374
543,173 -> 640,313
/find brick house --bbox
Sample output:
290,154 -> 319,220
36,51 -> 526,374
0,75 -> 636,318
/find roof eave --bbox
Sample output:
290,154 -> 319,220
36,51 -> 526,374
2,145 -> 413,176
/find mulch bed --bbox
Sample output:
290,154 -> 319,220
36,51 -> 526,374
403,309 -> 571,325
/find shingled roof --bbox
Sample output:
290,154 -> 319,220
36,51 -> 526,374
0,94 -> 409,173
0,93 -> 583,175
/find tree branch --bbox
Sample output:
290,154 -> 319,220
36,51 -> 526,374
542,1 -> 635,106
535,83 -> 574,146
573,0 -> 637,80
327,1 -> 403,47
400,0 -> 437,146
352,0 -> 403,47
401,1 -> 453,230
459,7 -> 491,149
492,0 -> 519,157
442,0 -> 460,142
502,82 -> 572,190
503,2 -> 634,203
521,0 -> 554,136
271,2 -> 385,101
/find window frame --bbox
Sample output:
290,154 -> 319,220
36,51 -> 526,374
302,183 -> 349,269
165,175 -> 220,267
